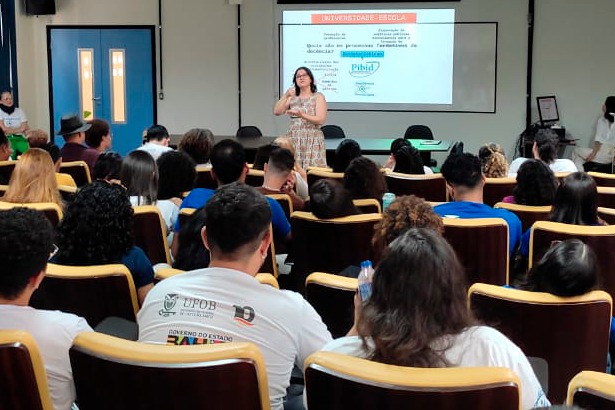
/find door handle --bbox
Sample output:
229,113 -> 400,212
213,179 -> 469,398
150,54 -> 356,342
92,97 -> 101,101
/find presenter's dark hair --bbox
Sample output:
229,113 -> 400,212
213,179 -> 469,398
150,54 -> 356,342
204,182 -> 272,257
146,124 -> 169,142
333,139 -> 361,173
605,96 -> 615,123
357,228 -> 474,367
157,151 -> 196,200
309,179 -> 358,219
92,152 -> 122,181
210,139 -> 246,185
534,129 -> 559,163
293,66 -> 317,95
441,153 -> 483,189
523,239 -> 598,297
0,208 -> 54,300
549,172 -> 599,226
120,150 -> 158,206
513,159 -> 558,206
394,145 -> 424,175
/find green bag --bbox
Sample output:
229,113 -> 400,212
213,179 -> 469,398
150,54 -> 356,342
7,134 -> 29,160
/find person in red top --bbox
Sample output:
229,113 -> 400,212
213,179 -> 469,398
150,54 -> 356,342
57,115 -> 99,172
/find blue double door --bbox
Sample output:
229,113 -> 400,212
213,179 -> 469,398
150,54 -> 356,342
49,27 -> 155,155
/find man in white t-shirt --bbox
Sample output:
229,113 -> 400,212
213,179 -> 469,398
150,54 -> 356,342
138,183 -> 332,410
0,91 -> 29,135
0,208 -> 92,410
508,128 -> 579,176
136,124 -> 173,160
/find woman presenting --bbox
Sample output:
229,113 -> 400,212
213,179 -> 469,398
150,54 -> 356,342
274,67 -> 327,168
572,96 -> 615,171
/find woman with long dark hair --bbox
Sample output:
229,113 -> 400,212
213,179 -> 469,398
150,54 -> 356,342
120,150 -> 179,238
332,139 -> 361,173
273,66 -> 327,168
323,228 -> 549,409
573,96 -> 615,171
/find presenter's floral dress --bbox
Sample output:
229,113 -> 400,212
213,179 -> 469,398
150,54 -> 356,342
287,94 -> 327,168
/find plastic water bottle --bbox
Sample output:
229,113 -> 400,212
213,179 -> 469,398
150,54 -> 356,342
358,260 -> 375,301
382,193 -> 396,211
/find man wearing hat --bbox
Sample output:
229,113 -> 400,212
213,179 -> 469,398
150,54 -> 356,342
58,114 -> 100,172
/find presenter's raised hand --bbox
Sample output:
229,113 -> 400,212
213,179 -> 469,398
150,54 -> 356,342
284,87 -> 296,98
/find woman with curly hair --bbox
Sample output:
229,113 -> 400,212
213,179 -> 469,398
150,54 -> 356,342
178,128 -> 214,166
3,148 -> 62,208
502,159 -> 558,205
156,150 -> 196,200
323,228 -> 549,410
372,195 -> 443,259
479,143 -> 508,178
53,181 -> 154,303
343,156 -> 387,203
121,150 -> 179,239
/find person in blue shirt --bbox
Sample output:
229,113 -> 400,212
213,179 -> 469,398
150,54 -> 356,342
434,152 -> 522,255
172,139 -> 291,258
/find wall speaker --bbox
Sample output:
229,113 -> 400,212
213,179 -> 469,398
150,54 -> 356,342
25,0 -> 56,15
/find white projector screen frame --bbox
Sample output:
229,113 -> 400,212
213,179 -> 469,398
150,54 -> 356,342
278,9 -> 498,114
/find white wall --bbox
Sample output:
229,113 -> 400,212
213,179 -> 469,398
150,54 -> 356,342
13,0 -> 615,158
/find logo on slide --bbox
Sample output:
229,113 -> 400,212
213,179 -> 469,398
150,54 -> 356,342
355,82 -> 375,97
349,61 -> 380,78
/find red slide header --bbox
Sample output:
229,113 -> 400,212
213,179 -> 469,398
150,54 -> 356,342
311,13 -> 417,25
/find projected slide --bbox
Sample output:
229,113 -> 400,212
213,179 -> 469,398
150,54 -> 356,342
281,9 -> 455,106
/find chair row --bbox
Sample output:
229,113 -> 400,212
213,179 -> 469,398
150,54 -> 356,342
0,159 -> 91,187
3,297 -> 613,409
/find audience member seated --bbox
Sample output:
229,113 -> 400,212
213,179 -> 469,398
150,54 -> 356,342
137,124 -> 173,160
175,139 -> 291,254
138,183 -> 331,410
121,150 -> 179,239
479,143 -> 509,178
253,143 -> 278,170
322,228 -> 549,410
572,96 -> 615,172
85,119 -> 112,153
434,153 -> 522,254
258,147 -> 305,211
509,129 -> 578,175
502,159 -> 558,205
91,152 -> 122,183
343,156 -> 388,203
372,194 -> 444,258
40,143 -> 62,172
178,128 -> 214,167
518,172 -> 605,258
53,182 -> 155,303
25,128 -> 50,148
0,130 -> 12,179
156,150 -> 196,201
172,208 -> 210,271
273,136 -> 308,199
332,139 -> 361,173
384,138 -> 432,174
0,208 -> 92,410
3,148 -> 62,209
308,179 -> 359,219
57,114 -> 99,172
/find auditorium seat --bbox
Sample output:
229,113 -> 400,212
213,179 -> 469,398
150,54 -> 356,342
597,186 -> 615,208
55,172 -> 77,188
598,207 -> 615,225
529,221 -> 615,299
352,198 -> 381,214
0,330 -> 54,410
321,125 -> 346,139
0,201 -> 62,227
589,171 -> 615,188
404,124 -> 435,167
195,167 -> 217,189
307,169 -> 344,187
305,272 -> 357,338
305,351 -> 520,410
442,218 -> 509,285
384,171 -> 447,202
469,283 -> 611,403
30,263 -> 139,328
493,202 -> 552,232
59,161 -> 91,187
70,332 -> 270,410
236,125 -> 263,138
245,168 -> 264,188
0,160 -> 15,182
483,177 -> 516,207
290,212 -> 381,292
567,371 -> 615,409
132,205 -> 171,265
